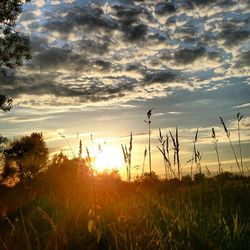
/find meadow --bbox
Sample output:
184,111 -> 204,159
0,159 -> 250,250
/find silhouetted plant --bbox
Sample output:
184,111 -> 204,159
205,165 -> 211,177
190,129 -> 199,178
58,132 -> 76,158
121,132 -> 133,181
142,146 -> 147,175
145,109 -> 153,174
157,128 -> 174,179
158,128 -> 168,179
220,116 -> 242,174
236,109 -> 244,173
78,140 -> 83,159
169,127 -> 180,179
212,127 -> 222,174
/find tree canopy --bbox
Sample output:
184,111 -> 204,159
2,132 -> 48,182
0,94 -> 12,112
0,0 -> 31,68
0,0 -> 31,111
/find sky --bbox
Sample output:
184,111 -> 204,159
0,0 -> 250,178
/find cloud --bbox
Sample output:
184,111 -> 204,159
234,103 -> 250,109
220,25 -> 250,47
155,2 -> 176,15
3,0 -> 247,112
174,46 -> 206,64
144,70 -> 178,84
1,116 -> 53,123
44,4 -> 118,34
238,50 -> 250,67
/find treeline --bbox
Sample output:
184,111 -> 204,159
0,131 -> 249,188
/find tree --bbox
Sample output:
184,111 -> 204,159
0,0 -> 31,68
0,0 -> 31,111
0,94 -> 13,111
3,132 -> 48,182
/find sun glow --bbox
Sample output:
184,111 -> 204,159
93,145 -> 124,172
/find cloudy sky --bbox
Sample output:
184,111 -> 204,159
1,0 -> 250,177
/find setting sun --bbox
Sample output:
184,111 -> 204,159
93,146 -> 124,172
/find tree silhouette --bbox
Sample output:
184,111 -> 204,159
0,0 -> 31,111
0,0 -> 31,68
3,132 -> 48,182
0,94 -> 13,111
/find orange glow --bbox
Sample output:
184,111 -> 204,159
93,146 -> 124,172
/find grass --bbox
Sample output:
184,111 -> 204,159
0,169 -> 250,250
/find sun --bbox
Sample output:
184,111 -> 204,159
93,145 -> 124,172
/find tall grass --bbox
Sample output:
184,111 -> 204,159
220,117 -> 242,174
237,109 -> 244,173
1,172 -> 250,250
145,109 -> 153,175
169,127 -> 181,180
157,128 -> 175,179
190,129 -> 199,178
121,133 -> 133,182
212,127 -> 222,174
142,146 -> 147,175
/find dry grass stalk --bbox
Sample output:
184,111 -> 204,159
220,116 -> 242,174
237,109 -> 244,173
190,129 -> 199,178
169,127 -> 180,180
205,165 -> 211,177
86,146 -> 92,167
58,132 -> 76,158
121,132 -> 133,181
145,109 -> 153,175
212,127 -> 222,174
157,128 -> 175,179
78,140 -> 82,159
142,146 -> 147,175
192,129 -> 202,174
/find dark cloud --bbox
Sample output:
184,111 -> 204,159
78,38 -> 109,55
221,29 -> 250,47
174,46 -> 206,64
189,0 -> 221,6
0,68 -> 138,103
30,42 -> 103,72
236,51 -> 250,67
44,5 -> 118,34
19,12 -> 37,22
42,2 -> 154,43
144,70 -> 178,84
30,36 -> 49,52
220,22 -> 250,46
112,4 -> 142,21
34,47 -> 73,69
155,2 -> 176,15
122,23 -> 147,41
92,59 -> 111,71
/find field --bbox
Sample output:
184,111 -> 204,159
1,162 -> 250,250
